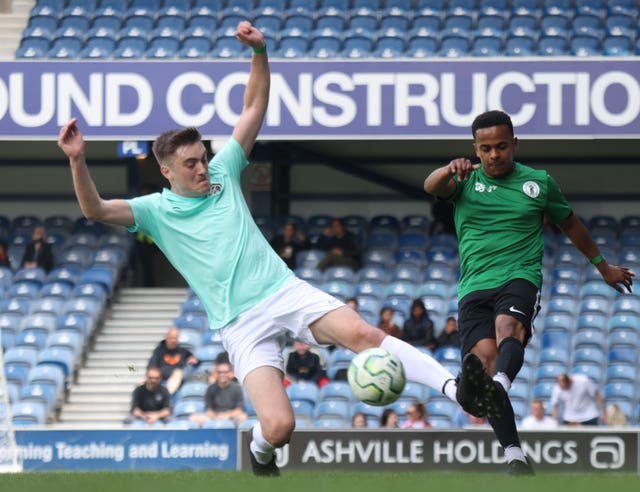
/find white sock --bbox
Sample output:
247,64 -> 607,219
250,423 -> 275,465
494,372 -> 511,392
380,336 -> 457,402
505,445 -> 526,463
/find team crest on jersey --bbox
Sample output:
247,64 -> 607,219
523,181 -> 540,198
208,183 -> 223,196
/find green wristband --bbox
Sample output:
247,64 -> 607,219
590,254 -> 603,265
253,44 -> 267,54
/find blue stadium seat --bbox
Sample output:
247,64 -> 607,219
535,363 -> 567,383
194,344 -> 225,365
217,6 -> 250,30
602,34 -> 632,56
323,266 -> 356,283
538,347 -> 569,365
286,381 -> 319,406
351,401 -> 384,421
605,364 -> 635,385
471,32 -> 502,56
252,6 -> 282,33
607,348 -> 637,366
37,347 -> 75,379
320,280 -> 355,301
313,6 -> 345,31
608,329 -> 639,350
612,296 -> 640,316
379,7 -> 410,31
20,383 -> 58,414
26,364 -> 65,395
20,313 -> 56,337
578,297 -> 610,316
274,27 -> 309,58
176,381 -> 208,403
570,35 -> 600,56
373,28 -> 407,57
178,37 -> 211,58
174,313 -> 208,332
47,37 -> 82,58
314,400 -> 350,421
318,381 -> 353,403
146,37 -> 180,58
11,401 -> 48,426
340,28 -> 374,58
173,400 -> 205,419
112,37 -> 147,59
81,37 -> 116,58
327,348 -> 355,380
4,346 -> 39,369
348,6 -> 378,33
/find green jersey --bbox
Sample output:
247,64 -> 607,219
127,137 -> 293,329
450,162 -> 571,300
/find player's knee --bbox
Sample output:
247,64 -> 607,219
262,414 -> 295,447
351,318 -> 384,351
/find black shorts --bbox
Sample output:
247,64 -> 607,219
457,278 -> 541,355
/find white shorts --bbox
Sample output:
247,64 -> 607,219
219,276 -> 344,384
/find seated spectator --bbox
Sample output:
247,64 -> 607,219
285,340 -> 328,386
551,373 -> 605,426
520,399 -> 558,430
352,412 -> 368,428
345,297 -> 359,312
0,239 -> 10,267
380,408 -> 399,428
402,299 -> 437,350
453,408 -> 488,428
378,306 -> 402,338
21,225 -> 54,272
148,326 -> 200,395
190,359 -> 248,426
605,403 -> 627,427
436,316 -> 461,348
127,366 -> 172,425
270,221 -> 308,270
401,402 -> 431,429
316,217 -> 361,271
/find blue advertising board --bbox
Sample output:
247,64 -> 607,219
12,429 -> 236,471
0,59 -> 637,140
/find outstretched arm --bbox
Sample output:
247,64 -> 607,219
424,158 -> 480,198
557,213 -> 634,293
232,21 -> 269,157
58,118 -> 135,228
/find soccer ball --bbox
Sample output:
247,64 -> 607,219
347,347 -> 406,406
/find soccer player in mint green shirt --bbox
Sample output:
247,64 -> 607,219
425,110 -> 633,475
59,21 -> 465,477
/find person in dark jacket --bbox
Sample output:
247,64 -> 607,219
148,326 -> 199,395
402,298 -> 437,350
316,218 -> 361,271
21,226 -> 54,272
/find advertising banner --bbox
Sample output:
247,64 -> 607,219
11,428 -> 236,471
0,59 -> 637,140
240,429 -> 639,473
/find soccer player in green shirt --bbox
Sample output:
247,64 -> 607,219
424,110 -> 634,475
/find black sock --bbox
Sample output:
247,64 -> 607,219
494,336 -> 524,381
487,399 -> 521,449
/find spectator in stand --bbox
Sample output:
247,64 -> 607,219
270,221 -> 308,270
378,306 -> 402,339
148,326 -> 200,395
345,297 -> 359,312
316,217 -> 361,272
285,340 -> 327,386
352,412 -> 368,428
380,408 -> 399,428
454,407 -> 489,428
0,240 -> 10,268
436,316 -> 461,348
551,373 -> 606,426
402,299 -> 437,350
128,366 -> 172,425
520,399 -> 558,430
401,402 -> 431,428
190,359 -> 248,426
21,225 -> 54,272
605,403 -> 627,426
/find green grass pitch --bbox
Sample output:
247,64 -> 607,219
3,470 -> 639,492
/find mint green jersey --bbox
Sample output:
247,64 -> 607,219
127,137 -> 293,329
450,162 -> 571,300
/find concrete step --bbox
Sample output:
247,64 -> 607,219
63,402 -> 130,413
109,311 -> 178,320
72,385 -> 137,395
68,394 -> 131,405
104,320 -> 174,328
83,359 -> 147,369
76,373 -> 143,385
96,333 -> 162,343
57,413 -> 126,423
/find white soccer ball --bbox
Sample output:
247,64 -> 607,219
347,347 -> 406,406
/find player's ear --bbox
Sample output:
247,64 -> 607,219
473,142 -> 480,158
512,137 -> 518,151
159,164 -> 172,181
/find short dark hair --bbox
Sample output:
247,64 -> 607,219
152,127 -> 202,167
471,110 -> 514,139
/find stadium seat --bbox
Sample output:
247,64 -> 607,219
11,401 -> 48,426
81,38 -> 116,58
4,346 -> 39,369
348,7 -> 378,33
605,364 -> 635,384
603,382 -> 635,402
573,328 -> 606,351
575,313 -> 607,332
351,401 -> 384,421
607,348 -> 637,366
175,381 -> 208,403
173,313 -> 208,332
318,381 -> 353,403
608,314 -> 640,334
340,28 -> 374,58
379,7 -> 410,31
194,344 -> 226,365
602,34 -> 632,56
174,400 -> 205,419
612,296 -> 640,316
179,37 -> 212,58
327,348 -> 355,380
313,6 -> 345,31
37,347 -> 75,379
535,363 -> 567,383
608,329 -> 639,350
20,383 -> 58,414
314,400 -> 351,421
